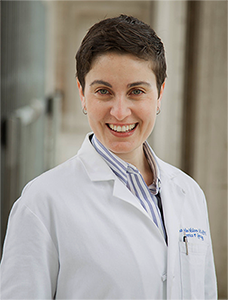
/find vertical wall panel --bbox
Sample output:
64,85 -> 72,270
1,1 -> 46,251
181,1 -> 201,175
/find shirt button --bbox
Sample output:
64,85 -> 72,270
127,166 -> 138,174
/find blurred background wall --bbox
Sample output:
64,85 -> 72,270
1,1 -> 227,298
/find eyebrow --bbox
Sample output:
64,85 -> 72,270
90,80 -> 112,88
127,81 -> 151,88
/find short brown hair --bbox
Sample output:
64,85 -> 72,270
76,14 -> 167,96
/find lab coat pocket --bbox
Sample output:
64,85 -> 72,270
179,241 -> 208,299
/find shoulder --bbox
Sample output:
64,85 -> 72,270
9,155 -> 85,220
22,133 -> 98,197
157,157 -> 205,198
22,154 -> 84,195
17,133 -> 108,210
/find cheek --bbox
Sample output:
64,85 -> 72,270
87,102 -> 107,122
139,105 -> 156,121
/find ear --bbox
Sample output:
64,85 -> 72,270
77,78 -> 86,109
157,81 -> 166,110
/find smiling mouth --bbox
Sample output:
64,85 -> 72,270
107,123 -> 137,133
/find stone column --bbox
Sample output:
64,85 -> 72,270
149,1 -> 188,169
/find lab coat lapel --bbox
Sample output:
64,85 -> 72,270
158,161 -> 186,297
79,134 -> 155,220
112,177 -> 150,218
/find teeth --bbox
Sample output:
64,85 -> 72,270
108,124 -> 136,132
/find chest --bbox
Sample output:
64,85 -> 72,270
53,184 -> 168,298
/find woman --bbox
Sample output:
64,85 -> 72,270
1,15 -> 217,299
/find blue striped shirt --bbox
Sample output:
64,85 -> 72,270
91,134 -> 166,240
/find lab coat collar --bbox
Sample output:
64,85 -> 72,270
78,133 -> 186,211
77,133 -> 116,182
77,133 -> 152,218
78,132 -> 186,209
79,134 -> 163,227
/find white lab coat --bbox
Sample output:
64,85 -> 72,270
1,133 -> 217,299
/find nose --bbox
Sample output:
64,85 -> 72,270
110,96 -> 131,120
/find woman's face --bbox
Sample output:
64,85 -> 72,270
77,52 -> 165,161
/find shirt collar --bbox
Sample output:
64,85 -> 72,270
91,134 -> 161,194
143,142 -> 161,194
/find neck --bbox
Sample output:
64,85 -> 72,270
114,146 -> 153,186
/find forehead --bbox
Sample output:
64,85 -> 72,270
86,52 -> 155,82
91,51 -> 152,68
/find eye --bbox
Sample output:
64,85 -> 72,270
130,89 -> 144,95
96,88 -> 110,95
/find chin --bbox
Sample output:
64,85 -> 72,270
108,143 -> 135,154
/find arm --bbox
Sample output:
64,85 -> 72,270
1,201 -> 59,299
